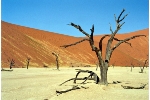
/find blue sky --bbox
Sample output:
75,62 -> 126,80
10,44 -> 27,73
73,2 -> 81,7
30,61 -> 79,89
1,0 -> 149,37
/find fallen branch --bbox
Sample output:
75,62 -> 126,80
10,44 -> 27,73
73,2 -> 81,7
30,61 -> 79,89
59,78 -> 85,86
59,70 -> 100,86
121,84 -> 147,89
74,70 -> 100,84
112,81 -> 122,84
56,85 -> 89,95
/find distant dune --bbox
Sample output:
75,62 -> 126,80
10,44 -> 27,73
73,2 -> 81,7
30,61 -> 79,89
1,21 -> 149,68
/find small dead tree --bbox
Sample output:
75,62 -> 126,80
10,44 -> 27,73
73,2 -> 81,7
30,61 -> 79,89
52,52 -> 59,70
130,62 -> 134,72
139,58 -> 148,73
60,9 -> 146,85
7,59 -> 15,69
26,57 -> 31,69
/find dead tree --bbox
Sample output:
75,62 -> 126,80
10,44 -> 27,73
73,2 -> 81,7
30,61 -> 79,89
139,58 -> 148,73
8,59 -> 15,69
26,57 -> 31,69
130,62 -> 134,72
60,9 -> 146,85
52,52 -> 59,70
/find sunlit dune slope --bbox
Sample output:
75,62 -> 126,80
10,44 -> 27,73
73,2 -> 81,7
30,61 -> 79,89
1,21 -> 148,68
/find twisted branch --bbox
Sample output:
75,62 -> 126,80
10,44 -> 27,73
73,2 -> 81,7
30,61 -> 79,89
60,38 -> 89,48
69,23 -> 90,37
111,35 -> 146,51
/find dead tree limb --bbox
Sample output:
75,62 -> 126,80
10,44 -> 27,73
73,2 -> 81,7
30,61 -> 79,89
121,84 -> 147,89
60,38 -> 89,48
59,78 -> 86,86
56,85 -> 80,94
111,35 -> 146,51
74,70 -> 100,84
59,70 -> 100,86
56,85 -> 89,95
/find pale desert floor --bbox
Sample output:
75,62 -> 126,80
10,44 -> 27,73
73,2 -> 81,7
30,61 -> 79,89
1,67 -> 149,100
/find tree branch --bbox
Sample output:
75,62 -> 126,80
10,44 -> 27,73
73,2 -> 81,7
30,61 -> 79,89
111,35 -> 146,51
69,22 -> 90,37
109,23 -> 113,34
56,85 -> 80,95
60,38 -> 89,48
117,9 -> 125,22
110,9 -> 128,41
90,25 -> 94,42
113,37 -> 132,47
99,34 -> 131,53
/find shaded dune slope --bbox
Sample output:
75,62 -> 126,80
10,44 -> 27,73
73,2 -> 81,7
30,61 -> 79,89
1,21 -> 148,68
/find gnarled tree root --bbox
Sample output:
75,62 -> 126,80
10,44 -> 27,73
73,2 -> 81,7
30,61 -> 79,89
121,84 -> 147,89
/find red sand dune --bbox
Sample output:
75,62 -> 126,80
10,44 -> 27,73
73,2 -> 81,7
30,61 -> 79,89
1,21 -> 149,68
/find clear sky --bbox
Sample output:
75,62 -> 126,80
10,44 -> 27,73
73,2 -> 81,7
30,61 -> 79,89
1,0 -> 149,37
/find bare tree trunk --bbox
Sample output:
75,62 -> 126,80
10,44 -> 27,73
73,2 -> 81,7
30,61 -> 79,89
99,62 -> 108,85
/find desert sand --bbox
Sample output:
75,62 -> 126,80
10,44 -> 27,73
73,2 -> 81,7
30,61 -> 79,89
1,21 -> 149,67
1,67 -> 149,100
